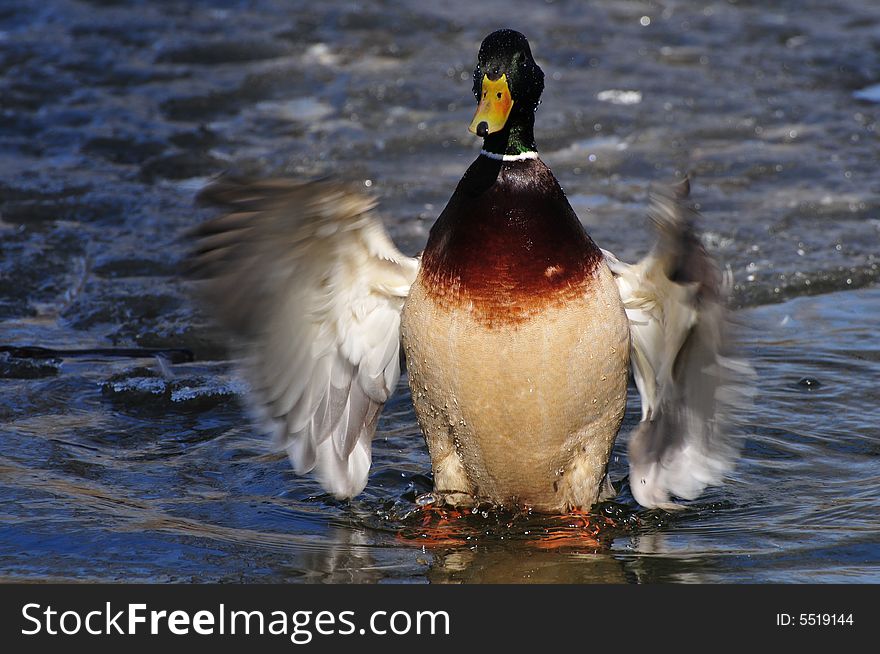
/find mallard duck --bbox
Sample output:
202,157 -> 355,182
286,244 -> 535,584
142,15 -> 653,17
189,29 -> 746,513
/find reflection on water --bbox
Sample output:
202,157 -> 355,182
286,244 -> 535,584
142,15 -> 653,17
1,0 -> 879,582
428,548 -> 629,584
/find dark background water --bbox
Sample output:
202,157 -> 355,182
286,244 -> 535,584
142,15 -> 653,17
1,0 -> 878,583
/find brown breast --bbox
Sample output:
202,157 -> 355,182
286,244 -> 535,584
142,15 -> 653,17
420,156 -> 602,327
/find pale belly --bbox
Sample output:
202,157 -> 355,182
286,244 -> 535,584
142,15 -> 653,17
399,263 -> 630,512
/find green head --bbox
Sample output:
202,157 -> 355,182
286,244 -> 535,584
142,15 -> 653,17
468,29 -> 545,155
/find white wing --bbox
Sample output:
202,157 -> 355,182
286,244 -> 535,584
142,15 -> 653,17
603,179 -> 753,510
188,178 -> 419,499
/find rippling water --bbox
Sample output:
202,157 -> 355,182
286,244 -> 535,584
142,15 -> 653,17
1,0 -> 878,583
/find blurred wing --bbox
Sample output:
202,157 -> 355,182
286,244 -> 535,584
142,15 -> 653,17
603,179 -> 753,510
188,178 -> 419,499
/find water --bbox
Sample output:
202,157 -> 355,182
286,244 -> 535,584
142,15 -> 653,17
1,0 -> 878,583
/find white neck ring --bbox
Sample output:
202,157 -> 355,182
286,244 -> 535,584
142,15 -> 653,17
479,149 -> 539,162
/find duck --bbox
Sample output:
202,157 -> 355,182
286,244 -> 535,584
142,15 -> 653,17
188,29 -> 747,513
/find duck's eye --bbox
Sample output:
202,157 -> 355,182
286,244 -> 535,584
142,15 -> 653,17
483,91 -> 487,98
496,92 -> 502,99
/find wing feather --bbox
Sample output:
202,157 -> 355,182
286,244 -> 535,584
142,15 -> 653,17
188,177 -> 419,498
604,179 -> 753,509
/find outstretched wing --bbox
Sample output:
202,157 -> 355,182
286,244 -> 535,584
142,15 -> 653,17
188,178 -> 419,499
603,179 -> 753,509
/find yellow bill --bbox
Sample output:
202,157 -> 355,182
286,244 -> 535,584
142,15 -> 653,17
469,74 -> 514,137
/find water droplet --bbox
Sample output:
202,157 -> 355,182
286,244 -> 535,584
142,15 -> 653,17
416,492 -> 437,506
